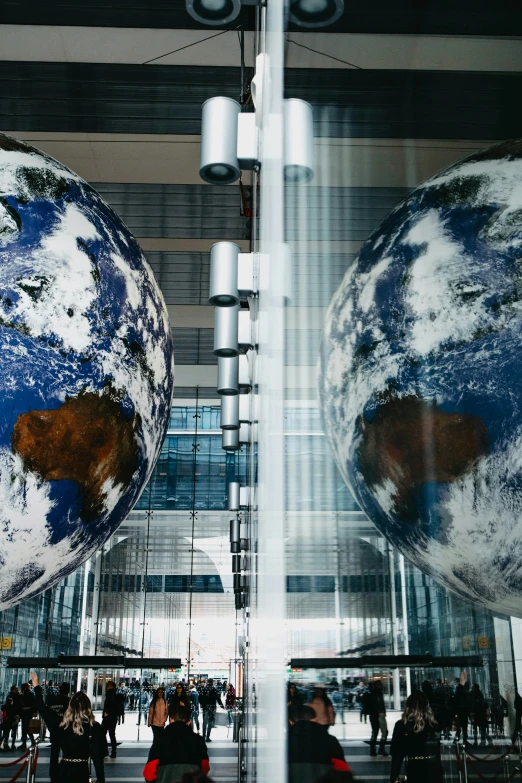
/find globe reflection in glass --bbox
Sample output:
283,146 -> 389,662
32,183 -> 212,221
319,139 -> 522,616
0,133 -> 174,610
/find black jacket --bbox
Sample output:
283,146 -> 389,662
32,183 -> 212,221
390,718 -> 442,783
288,720 -> 346,765
45,692 -> 70,722
198,685 -> 223,711
103,689 -> 124,719
34,686 -> 105,783
147,720 -> 209,779
365,688 -> 386,717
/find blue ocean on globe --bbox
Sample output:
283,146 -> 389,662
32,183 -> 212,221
319,139 -> 522,616
0,133 -> 174,610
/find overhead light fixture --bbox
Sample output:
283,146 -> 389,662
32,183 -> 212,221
228,482 -> 240,511
221,395 -> 240,430
284,99 -> 315,184
288,0 -> 344,28
214,305 -> 240,357
222,428 -> 240,451
217,355 -> 239,395
209,242 -> 241,307
200,97 -> 241,184
186,0 -> 241,26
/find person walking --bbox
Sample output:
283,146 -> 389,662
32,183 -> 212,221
102,680 -> 123,759
143,704 -> 210,782
390,691 -> 443,783
469,683 -> 489,746
225,683 -> 236,729
19,682 -> 36,749
512,688 -> 522,744
148,688 -> 168,742
47,683 -> 71,783
138,687 -> 150,726
199,679 -> 223,743
287,683 -> 304,721
354,682 -> 368,724
367,680 -> 388,757
1,685 -> 22,751
454,672 -> 471,745
307,688 -> 335,728
31,671 -> 105,783
189,683 -> 200,734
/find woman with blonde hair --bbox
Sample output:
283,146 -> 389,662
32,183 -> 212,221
390,690 -> 443,783
30,671 -> 105,783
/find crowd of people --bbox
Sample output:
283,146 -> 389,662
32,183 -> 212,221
287,671 -> 521,783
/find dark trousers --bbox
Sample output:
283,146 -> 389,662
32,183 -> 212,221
456,712 -> 469,743
151,725 -> 163,742
20,712 -> 33,745
49,735 -> 60,783
202,708 -> 215,739
2,721 -> 17,746
191,710 -> 200,732
102,716 -> 117,754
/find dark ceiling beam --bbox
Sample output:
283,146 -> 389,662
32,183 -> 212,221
1,63 -> 521,139
2,0 -> 522,35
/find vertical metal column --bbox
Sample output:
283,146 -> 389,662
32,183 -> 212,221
77,560 -> 91,692
253,0 -> 287,778
399,554 -> 411,697
87,550 -> 103,702
388,545 -> 401,710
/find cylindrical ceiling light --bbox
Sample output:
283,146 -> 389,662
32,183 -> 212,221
284,99 -> 314,184
222,428 -> 240,451
230,516 -> 240,553
217,355 -> 239,395
200,97 -> 241,184
288,0 -> 343,28
221,394 -> 240,430
214,305 -> 239,357
209,242 -> 240,307
186,0 -> 241,25
228,481 -> 240,511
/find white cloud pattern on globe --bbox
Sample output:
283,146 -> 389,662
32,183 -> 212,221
0,133 -> 174,610
319,139 -> 522,617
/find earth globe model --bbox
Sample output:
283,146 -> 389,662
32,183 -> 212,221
319,138 -> 522,617
0,133 -> 174,610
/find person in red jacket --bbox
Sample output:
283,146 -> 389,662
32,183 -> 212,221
143,704 -> 210,782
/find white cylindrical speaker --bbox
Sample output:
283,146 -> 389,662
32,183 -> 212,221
217,355 -> 239,395
209,242 -> 240,306
221,395 -> 240,430
186,0 -> 241,26
214,305 -> 239,357
228,481 -> 240,511
222,428 -> 240,451
284,99 -> 314,184
200,97 -> 241,184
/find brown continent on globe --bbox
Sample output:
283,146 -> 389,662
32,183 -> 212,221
357,395 -> 489,522
11,390 -> 140,522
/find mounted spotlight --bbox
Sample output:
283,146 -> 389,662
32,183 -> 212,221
200,97 -> 241,184
209,242 -> 240,307
222,428 -> 240,451
284,99 -> 314,184
228,482 -> 240,512
288,0 -> 344,28
186,0 -> 241,27
214,305 -> 240,357
217,355 -> 239,395
221,395 -> 240,430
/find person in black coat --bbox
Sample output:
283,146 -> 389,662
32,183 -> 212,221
512,689 -> 522,743
1,686 -> 22,751
390,691 -> 443,783
30,672 -> 105,783
288,704 -> 349,783
454,672 -> 471,745
143,704 -> 210,782
367,680 -> 388,757
198,679 -> 223,742
46,683 -> 71,783
102,680 -> 124,759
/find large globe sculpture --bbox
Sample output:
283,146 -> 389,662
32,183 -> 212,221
319,139 -> 522,617
0,134 -> 174,609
